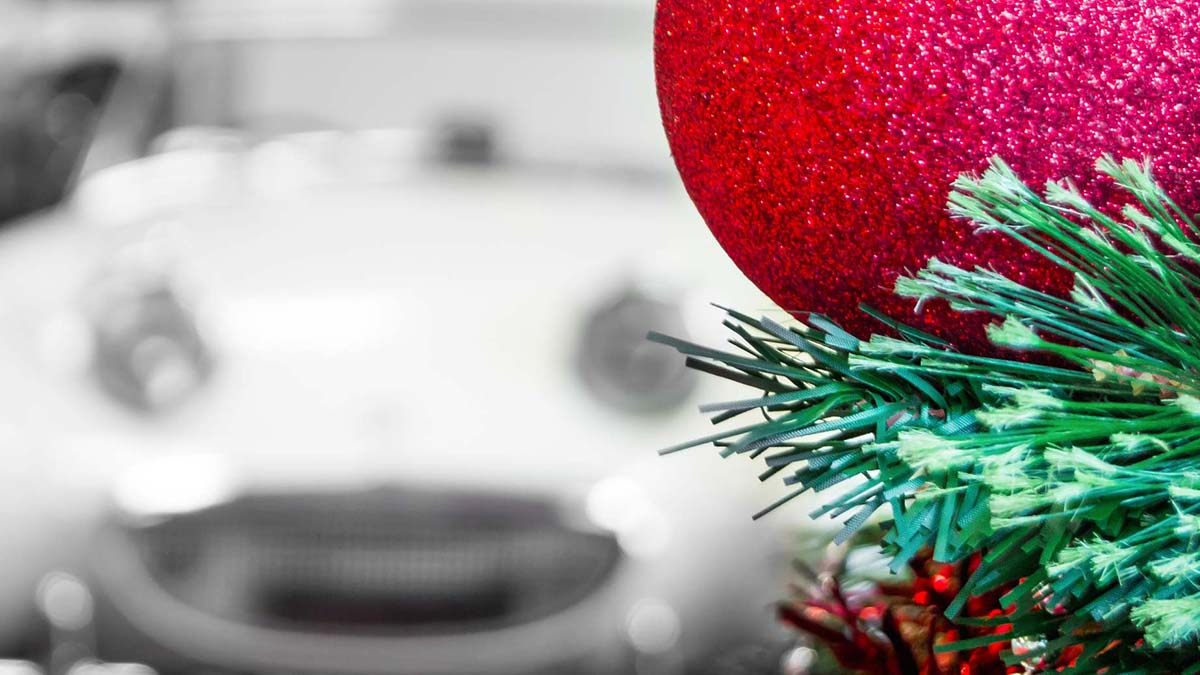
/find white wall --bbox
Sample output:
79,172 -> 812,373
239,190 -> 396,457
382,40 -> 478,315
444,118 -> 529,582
172,0 -> 671,171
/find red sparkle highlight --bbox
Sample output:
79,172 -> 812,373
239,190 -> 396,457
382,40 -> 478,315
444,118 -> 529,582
932,573 -> 951,593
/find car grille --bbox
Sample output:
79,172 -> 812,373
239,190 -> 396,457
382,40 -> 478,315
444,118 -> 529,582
125,488 -> 622,635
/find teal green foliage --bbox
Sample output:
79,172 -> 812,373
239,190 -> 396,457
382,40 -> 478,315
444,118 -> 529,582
651,158 -> 1200,672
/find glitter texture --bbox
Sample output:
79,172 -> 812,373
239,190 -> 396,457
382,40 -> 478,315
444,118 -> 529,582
656,0 -> 1200,351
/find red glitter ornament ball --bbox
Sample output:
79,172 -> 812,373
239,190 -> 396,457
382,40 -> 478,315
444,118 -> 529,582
655,0 -> 1200,350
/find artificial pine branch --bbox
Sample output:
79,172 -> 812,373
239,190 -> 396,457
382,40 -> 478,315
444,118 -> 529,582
651,157 -> 1200,673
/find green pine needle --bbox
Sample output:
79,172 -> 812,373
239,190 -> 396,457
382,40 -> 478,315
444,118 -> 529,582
652,157 -> 1200,673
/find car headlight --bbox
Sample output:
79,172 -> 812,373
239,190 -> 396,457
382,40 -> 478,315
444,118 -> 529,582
576,285 -> 696,413
84,263 -> 213,413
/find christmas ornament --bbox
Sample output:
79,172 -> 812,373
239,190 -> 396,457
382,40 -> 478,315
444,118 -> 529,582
655,0 -> 1200,350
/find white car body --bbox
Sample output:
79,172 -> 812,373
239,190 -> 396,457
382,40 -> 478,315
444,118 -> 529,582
0,138 -> 818,671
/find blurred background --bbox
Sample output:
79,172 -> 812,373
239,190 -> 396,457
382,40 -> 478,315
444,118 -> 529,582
0,1 -> 824,673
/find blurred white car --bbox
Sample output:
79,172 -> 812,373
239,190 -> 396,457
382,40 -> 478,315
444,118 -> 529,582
0,2 -> 825,672
0,131 -> 803,674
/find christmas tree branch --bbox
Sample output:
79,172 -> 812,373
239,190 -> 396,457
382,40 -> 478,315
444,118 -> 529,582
652,157 -> 1200,672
